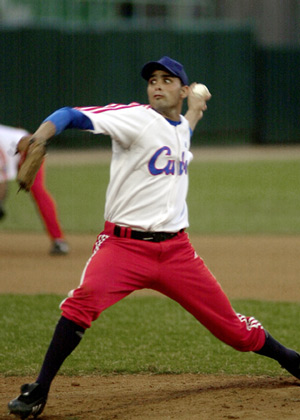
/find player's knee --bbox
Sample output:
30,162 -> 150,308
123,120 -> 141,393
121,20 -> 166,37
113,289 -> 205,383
224,313 -> 265,352
61,290 -> 102,329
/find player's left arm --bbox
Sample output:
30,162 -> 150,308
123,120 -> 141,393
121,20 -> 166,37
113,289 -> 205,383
184,83 -> 211,131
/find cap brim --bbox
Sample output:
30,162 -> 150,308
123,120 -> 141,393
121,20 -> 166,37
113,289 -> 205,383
141,61 -> 176,81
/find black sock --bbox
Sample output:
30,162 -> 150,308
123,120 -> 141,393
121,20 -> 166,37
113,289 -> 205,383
255,330 -> 298,366
36,316 -> 85,393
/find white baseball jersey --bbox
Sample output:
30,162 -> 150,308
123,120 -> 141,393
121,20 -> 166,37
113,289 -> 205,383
77,103 -> 193,232
0,124 -> 28,182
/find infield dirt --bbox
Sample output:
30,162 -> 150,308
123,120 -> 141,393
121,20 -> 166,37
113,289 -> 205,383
1,231 -> 300,420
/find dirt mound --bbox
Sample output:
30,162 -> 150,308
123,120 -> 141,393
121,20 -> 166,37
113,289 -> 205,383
1,374 -> 299,420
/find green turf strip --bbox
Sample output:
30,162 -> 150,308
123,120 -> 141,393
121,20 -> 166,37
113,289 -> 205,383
1,160 -> 300,235
0,295 -> 299,377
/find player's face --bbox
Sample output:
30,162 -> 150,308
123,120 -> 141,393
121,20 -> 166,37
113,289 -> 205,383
147,70 -> 188,120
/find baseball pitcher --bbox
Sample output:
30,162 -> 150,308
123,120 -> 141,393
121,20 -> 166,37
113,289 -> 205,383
8,56 -> 300,419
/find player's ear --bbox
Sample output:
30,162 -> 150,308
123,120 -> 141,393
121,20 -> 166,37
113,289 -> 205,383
180,85 -> 189,99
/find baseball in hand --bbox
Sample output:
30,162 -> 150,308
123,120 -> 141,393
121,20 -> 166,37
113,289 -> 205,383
192,83 -> 211,99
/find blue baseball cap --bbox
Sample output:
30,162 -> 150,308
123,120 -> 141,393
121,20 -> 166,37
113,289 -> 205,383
141,56 -> 189,86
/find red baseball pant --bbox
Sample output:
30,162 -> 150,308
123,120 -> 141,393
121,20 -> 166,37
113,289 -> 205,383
61,221 -> 266,352
30,161 -> 64,240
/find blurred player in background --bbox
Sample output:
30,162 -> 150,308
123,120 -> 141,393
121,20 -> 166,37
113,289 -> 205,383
0,123 -> 69,255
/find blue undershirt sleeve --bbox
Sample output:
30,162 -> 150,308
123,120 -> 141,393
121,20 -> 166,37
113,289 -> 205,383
43,107 -> 94,135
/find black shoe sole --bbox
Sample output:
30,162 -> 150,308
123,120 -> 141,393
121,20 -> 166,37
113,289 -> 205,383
8,398 -> 46,419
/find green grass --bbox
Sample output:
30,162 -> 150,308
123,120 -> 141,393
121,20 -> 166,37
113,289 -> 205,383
1,159 -> 300,235
0,295 -> 299,377
188,160 -> 300,234
0,164 -> 109,235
